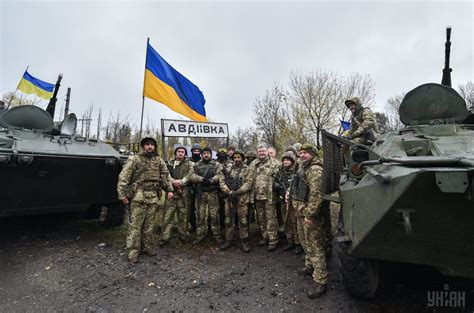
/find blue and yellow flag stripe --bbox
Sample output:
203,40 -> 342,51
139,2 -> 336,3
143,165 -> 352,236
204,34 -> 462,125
17,71 -> 54,100
143,42 -> 207,122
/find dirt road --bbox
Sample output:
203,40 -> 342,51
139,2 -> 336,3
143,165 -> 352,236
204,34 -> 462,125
0,215 -> 472,312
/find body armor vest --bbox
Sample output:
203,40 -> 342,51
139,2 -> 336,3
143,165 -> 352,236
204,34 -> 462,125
167,159 -> 188,180
136,156 -> 161,191
291,167 -> 309,202
226,166 -> 244,191
196,161 -> 218,192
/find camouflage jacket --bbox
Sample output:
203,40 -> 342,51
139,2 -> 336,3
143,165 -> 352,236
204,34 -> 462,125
166,157 -> 193,197
248,157 -> 280,202
219,163 -> 252,204
292,158 -> 323,219
349,107 -> 379,138
117,153 -> 173,204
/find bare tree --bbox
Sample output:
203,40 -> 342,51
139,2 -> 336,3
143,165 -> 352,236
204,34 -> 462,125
289,70 -> 343,149
252,83 -> 287,151
231,126 -> 259,152
81,103 -> 94,138
458,81 -> 474,110
2,91 -> 43,107
385,93 -> 405,129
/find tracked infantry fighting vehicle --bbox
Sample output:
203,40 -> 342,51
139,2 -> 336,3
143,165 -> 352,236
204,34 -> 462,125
322,27 -> 474,298
0,76 -> 126,226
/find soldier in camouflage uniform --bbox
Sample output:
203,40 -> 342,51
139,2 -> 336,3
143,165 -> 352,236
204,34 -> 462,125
248,144 -> 280,251
159,144 -> 193,246
274,152 -> 299,252
219,150 -> 253,252
117,136 -> 173,264
344,97 -> 379,144
189,147 -> 224,245
217,148 -> 232,230
290,144 -> 328,298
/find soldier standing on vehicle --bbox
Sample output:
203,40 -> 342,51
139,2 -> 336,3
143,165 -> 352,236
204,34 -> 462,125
189,147 -> 224,245
159,144 -> 193,246
219,150 -> 253,252
249,144 -> 280,251
290,143 -> 328,298
117,136 -> 173,264
343,97 -> 379,145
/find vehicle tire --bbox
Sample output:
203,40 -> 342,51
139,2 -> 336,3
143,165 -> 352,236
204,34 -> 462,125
337,217 -> 379,299
101,202 -> 125,227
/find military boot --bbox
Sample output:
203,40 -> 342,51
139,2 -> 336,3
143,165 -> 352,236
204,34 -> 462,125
298,266 -> 313,276
239,239 -> 251,253
267,242 -> 278,252
307,283 -> 327,299
145,248 -> 157,256
294,244 -> 304,255
282,241 -> 295,251
157,240 -> 169,248
192,237 -> 205,246
257,238 -> 267,247
127,254 -> 138,264
219,241 -> 233,251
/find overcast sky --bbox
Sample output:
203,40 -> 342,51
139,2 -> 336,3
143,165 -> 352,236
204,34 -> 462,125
1,0 -> 473,133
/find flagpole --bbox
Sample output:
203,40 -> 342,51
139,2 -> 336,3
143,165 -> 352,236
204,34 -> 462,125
6,65 -> 29,110
139,37 -> 150,139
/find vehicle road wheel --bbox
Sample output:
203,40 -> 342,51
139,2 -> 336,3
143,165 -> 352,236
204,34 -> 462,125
337,217 -> 379,299
101,202 -> 125,227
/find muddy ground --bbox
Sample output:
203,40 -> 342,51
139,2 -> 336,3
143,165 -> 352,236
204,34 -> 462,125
1,213 -> 473,313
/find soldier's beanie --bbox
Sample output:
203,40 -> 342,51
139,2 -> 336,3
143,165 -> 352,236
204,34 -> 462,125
345,97 -> 361,108
191,143 -> 202,152
246,149 -> 257,157
300,143 -> 318,156
293,143 -> 302,151
233,150 -> 245,159
285,145 -> 298,156
281,151 -> 295,163
228,145 -> 236,151
202,147 -> 212,154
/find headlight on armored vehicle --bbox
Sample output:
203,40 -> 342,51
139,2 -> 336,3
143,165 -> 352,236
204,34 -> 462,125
17,154 -> 34,165
119,145 -> 127,154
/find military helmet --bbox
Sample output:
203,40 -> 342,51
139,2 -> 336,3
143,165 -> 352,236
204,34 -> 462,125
281,151 -> 295,163
174,144 -> 188,156
140,135 -> 157,147
191,143 -> 201,152
300,143 -> 318,156
227,144 -> 236,152
293,142 -> 302,152
285,145 -> 298,158
345,97 -> 362,108
245,149 -> 257,158
232,149 -> 245,160
218,147 -> 227,154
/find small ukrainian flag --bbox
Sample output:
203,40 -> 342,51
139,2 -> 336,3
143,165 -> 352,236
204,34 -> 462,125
17,70 -> 54,100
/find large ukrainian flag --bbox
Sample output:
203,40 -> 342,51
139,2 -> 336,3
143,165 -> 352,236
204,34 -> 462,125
143,42 -> 207,122
17,70 -> 54,100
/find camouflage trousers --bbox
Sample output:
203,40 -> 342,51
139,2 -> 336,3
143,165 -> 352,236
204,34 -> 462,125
195,191 -> 221,241
161,193 -> 190,241
283,200 -> 299,245
126,201 -> 157,259
295,204 -> 328,285
224,198 -> 249,241
255,200 -> 279,245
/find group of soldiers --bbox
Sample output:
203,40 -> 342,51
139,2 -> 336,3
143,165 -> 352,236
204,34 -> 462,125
116,97 -> 379,299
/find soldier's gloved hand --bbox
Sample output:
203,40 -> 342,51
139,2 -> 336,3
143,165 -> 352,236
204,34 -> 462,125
230,191 -> 239,199
202,178 -> 212,186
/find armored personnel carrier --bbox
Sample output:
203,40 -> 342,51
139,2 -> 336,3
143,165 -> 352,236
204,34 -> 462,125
0,78 -> 126,226
322,27 -> 474,298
